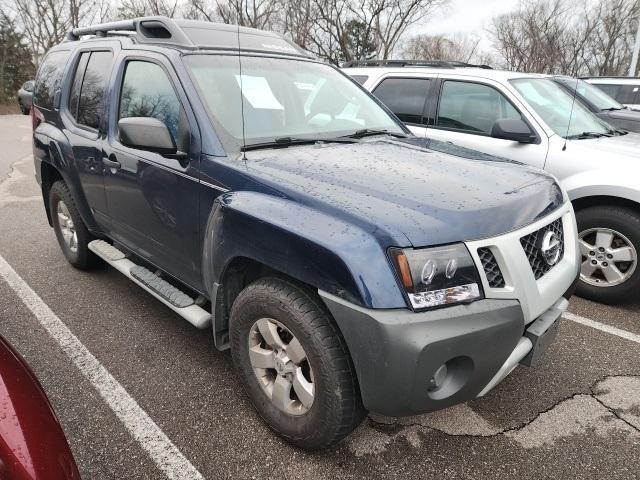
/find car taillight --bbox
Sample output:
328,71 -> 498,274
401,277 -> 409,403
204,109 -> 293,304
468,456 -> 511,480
31,106 -> 43,131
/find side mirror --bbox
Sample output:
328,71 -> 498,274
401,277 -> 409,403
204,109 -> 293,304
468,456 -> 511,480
118,117 -> 177,154
491,118 -> 536,144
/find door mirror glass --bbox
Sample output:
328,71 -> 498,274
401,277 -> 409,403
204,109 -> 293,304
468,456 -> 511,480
118,117 -> 177,154
491,118 -> 536,143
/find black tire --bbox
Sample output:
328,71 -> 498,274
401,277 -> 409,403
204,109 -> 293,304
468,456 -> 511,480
575,205 -> 640,304
20,103 -> 29,115
229,277 -> 365,450
49,181 -> 98,269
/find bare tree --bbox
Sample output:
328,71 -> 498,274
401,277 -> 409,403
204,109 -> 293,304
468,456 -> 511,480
184,0 -> 280,28
402,33 -> 485,63
117,0 -> 182,18
491,0 -> 577,73
280,0 -> 315,50
490,0 -> 639,76
583,0 -> 640,76
286,0 -> 446,63
8,0 -> 111,60
372,0 -> 446,59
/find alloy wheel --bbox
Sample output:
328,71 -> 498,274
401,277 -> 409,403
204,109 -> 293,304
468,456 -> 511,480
248,318 -> 314,415
579,227 -> 637,287
57,200 -> 78,253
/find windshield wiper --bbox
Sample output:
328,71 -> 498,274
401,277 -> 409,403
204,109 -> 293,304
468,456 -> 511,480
566,131 -> 612,140
341,128 -> 409,139
601,107 -> 624,111
241,136 -> 358,152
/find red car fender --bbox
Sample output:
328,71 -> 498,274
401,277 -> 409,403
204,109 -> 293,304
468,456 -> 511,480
0,335 -> 80,479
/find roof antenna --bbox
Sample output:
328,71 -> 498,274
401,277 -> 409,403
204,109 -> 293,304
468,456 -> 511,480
237,21 -> 247,160
562,76 -> 579,151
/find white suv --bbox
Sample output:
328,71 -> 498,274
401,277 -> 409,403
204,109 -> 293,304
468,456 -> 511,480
344,61 -> 640,304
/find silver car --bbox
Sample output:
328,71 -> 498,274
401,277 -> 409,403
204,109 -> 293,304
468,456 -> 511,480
345,63 -> 640,304
17,80 -> 34,115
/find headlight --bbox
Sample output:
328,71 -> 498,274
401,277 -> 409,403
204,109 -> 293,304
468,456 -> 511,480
390,244 -> 483,310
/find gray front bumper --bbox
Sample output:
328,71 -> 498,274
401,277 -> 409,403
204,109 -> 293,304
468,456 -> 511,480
320,293 -> 526,417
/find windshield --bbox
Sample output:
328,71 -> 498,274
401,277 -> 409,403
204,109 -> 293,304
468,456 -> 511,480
184,55 -> 404,150
556,78 -> 624,110
511,78 -> 611,138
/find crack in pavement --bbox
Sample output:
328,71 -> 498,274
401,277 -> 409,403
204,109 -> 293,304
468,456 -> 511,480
347,375 -> 640,456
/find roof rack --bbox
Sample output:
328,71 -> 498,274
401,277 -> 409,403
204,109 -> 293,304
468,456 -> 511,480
67,17 -> 191,44
66,16 -> 312,58
341,59 -> 493,69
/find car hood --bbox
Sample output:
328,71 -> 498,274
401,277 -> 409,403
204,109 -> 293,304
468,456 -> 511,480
606,108 -> 640,123
568,131 -> 640,159
241,137 -> 563,247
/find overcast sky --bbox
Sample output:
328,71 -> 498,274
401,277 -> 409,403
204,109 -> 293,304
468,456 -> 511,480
413,0 -> 522,50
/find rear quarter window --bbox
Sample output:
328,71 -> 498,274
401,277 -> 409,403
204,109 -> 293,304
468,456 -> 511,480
373,77 -> 430,124
76,51 -> 113,129
34,50 -> 71,110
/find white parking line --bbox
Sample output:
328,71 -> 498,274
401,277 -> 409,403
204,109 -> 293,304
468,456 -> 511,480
564,312 -> 640,345
0,254 -> 204,480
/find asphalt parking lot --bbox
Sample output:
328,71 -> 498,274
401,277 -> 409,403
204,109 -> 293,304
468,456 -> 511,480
1,114 -> 639,479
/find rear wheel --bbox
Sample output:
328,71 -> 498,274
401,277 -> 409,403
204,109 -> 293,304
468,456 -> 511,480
20,103 -> 29,115
575,206 -> 640,304
229,277 -> 365,450
49,181 -> 98,269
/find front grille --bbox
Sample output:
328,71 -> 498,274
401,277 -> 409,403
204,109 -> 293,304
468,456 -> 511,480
520,218 -> 564,280
477,247 -> 505,288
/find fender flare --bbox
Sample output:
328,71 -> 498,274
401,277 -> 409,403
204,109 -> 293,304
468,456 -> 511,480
34,123 -> 100,232
202,191 -> 407,345
562,170 -> 640,206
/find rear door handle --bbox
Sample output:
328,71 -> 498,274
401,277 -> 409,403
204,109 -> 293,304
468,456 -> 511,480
102,157 -> 121,170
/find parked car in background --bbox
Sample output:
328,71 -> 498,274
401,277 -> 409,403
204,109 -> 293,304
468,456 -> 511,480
583,77 -> 640,109
0,334 -> 80,479
17,80 -> 34,115
552,76 -> 640,133
345,61 -> 640,304
32,17 -> 579,450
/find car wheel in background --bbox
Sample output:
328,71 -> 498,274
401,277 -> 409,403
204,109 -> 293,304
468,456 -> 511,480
20,103 -> 29,115
49,180 -> 98,269
575,206 -> 640,304
229,277 -> 365,450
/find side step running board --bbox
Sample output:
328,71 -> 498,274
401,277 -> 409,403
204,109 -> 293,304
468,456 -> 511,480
88,240 -> 211,329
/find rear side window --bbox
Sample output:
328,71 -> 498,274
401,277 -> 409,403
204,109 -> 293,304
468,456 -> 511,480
436,80 -> 521,134
592,83 -> 640,104
373,77 -> 430,124
34,50 -> 71,110
69,51 -> 113,129
119,60 -> 188,151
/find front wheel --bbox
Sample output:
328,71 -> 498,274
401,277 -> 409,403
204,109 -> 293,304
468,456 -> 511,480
229,277 -> 365,450
575,206 -> 640,304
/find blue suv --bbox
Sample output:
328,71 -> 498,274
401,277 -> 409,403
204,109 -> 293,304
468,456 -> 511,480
32,17 -> 580,449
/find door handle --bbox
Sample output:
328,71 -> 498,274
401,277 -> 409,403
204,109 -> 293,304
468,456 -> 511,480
102,157 -> 121,170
